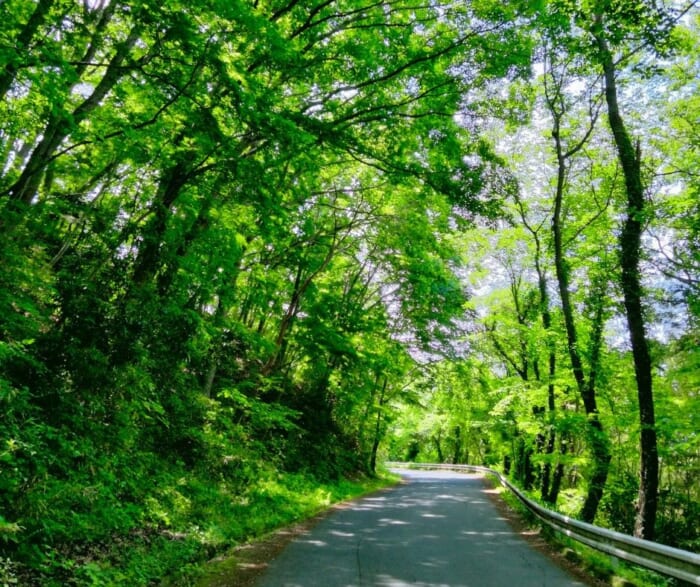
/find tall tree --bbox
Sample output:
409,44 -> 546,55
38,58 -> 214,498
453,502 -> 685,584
585,0 -> 668,540
511,190 -> 563,503
541,39 -> 613,523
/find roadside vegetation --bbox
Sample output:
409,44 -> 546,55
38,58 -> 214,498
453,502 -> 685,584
1,453 -> 395,586
492,482 -> 672,587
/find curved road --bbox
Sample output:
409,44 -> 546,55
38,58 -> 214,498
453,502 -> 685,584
255,469 -> 589,587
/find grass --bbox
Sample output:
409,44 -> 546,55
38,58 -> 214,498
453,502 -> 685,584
7,461 -> 399,587
490,480 -> 674,587
189,469 -> 401,587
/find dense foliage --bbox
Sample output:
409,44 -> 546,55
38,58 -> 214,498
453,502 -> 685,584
389,0 -> 700,555
0,0 -> 697,584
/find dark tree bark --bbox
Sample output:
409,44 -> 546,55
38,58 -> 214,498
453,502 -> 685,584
452,425 -> 462,464
536,253 -> 559,503
369,377 -> 388,474
591,14 -> 659,541
262,221 -> 346,375
512,191 -> 560,503
0,0 -> 56,101
514,436 -> 535,490
8,24 -> 141,204
433,430 -> 444,463
548,437 -> 567,504
547,71 -> 611,524
131,161 -> 190,286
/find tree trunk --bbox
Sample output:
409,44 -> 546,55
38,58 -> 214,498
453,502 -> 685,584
433,431 -> 444,463
541,423 -> 556,502
131,162 -> 190,285
513,192 -> 561,504
0,0 -> 56,101
550,102 -> 611,524
8,23 -> 141,204
547,437 -> 567,504
536,230 -> 559,503
592,16 -> 658,541
369,378 -> 387,474
452,425 -> 462,464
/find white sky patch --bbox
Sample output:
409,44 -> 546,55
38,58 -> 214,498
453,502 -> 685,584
337,87 -> 359,102
83,0 -> 111,10
72,82 -> 94,98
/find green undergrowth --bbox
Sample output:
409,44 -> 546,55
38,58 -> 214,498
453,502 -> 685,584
2,457 -> 398,587
490,480 -> 676,587
191,469 -> 400,587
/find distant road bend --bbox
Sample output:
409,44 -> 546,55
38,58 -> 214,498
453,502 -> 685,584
255,469 -> 590,586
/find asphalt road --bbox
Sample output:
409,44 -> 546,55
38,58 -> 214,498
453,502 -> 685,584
254,469 -> 589,587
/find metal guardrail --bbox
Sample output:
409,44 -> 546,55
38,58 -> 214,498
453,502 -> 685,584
385,462 -> 700,585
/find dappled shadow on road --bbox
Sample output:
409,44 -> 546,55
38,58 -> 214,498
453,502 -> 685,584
256,470 -> 587,587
